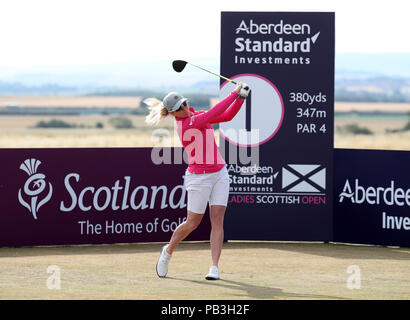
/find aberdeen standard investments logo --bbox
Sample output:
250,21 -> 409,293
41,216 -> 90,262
233,19 -> 321,66
338,179 -> 410,207
18,159 -> 53,220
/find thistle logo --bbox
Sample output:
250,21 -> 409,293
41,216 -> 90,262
18,159 -> 53,220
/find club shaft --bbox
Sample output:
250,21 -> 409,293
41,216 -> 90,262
188,62 -> 237,85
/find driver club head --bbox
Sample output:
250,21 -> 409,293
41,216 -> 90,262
172,59 -> 238,85
172,60 -> 188,73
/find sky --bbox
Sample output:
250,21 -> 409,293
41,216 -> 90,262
0,0 -> 409,69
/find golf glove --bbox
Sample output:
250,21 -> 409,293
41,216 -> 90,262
239,83 -> 250,99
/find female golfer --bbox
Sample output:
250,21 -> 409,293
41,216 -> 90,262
145,82 -> 249,280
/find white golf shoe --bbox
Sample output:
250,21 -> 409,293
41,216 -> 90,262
205,266 -> 219,280
156,245 -> 172,278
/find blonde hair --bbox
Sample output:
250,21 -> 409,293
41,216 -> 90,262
144,97 -> 170,126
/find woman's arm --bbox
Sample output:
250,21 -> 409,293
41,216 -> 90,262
185,91 -> 239,128
210,97 -> 244,124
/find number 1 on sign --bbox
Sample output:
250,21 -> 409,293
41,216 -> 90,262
246,90 -> 251,132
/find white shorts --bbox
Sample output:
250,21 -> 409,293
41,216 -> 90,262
184,166 -> 230,214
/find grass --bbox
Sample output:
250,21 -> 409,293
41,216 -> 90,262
0,96 -> 142,108
0,101 -> 408,150
334,113 -> 410,150
0,112 -> 408,150
334,131 -> 410,150
0,114 -> 179,148
0,241 -> 409,300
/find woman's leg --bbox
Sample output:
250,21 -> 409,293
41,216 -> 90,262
209,205 -> 227,267
166,211 -> 203,254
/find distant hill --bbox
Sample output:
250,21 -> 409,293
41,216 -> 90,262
0,81 -> 78,95
1,54 -> 410,102
336,53 -> 410,78
335,75 -> 410,102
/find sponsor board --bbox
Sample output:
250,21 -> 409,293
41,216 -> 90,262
334,149 -> 410,247
0,148 -> 210,247
220,12 -> 334,241
227,163 -> 326,205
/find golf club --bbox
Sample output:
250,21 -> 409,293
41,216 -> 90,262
172,60 -> 242,86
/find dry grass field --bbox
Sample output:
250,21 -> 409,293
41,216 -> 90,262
0,241 -> 409,300
1,100 -> 409,150
0,114 -> 179,148
335,102 -> 410,113
0,96 -> 142,108
334,112 -> 410,150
